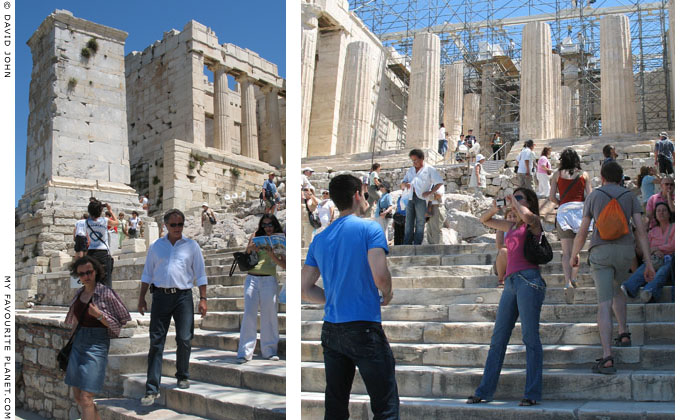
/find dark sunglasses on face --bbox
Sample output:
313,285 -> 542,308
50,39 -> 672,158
513,194 -> 525,202
262,223 -> 274,228
168,223 -> 184,228
77,270 -> 94,277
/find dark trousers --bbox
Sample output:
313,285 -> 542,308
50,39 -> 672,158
321,321 -> 399,420
492,144 -> 502,160
86,249 -> 112,288
145,288 -> 194,395
393,215 -> 405,246
658,155 -> 674,174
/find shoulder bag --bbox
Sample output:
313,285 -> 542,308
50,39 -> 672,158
229,251 -> 259,277
523,225 -> 553,265
305,199 -> 322,229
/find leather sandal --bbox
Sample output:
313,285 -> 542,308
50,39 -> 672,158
592,356 -> 616,374
466,395 -> 484,404
613,332 -> 631,347
519,398 -> 537,406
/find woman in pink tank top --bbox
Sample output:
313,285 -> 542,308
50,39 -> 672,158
467,187 -> 547,406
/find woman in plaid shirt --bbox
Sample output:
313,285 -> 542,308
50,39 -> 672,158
64,256 -> 131,420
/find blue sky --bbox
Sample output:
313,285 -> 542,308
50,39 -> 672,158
15,1 -> 286,204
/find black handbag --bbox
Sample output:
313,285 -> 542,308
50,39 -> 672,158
229,251 -> 258,276
57,295 -> 91,372
523,227 -> 553,265
305,199 -> 322,229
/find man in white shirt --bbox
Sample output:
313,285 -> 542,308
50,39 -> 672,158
401,149 -> 444,245
517,139 -> 536,190
138,209 -> 208,406
438,123 -> 448,157
301,167 -> 315,197
426,185 -> 446,245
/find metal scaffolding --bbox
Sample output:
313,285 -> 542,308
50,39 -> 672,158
349,0 -> 673,141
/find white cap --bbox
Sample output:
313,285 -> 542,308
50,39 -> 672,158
201,202 -> 208,207
302,167 -> 314,173
476,154 -> 485,163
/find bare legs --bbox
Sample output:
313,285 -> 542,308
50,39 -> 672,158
560,238 -> 579,287
73,388 -> 101,420
596,287 -> 629,367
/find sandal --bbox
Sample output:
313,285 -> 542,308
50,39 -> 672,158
497,281 -> 504,288
613,332 -> 631,347
519,399 -> 538,406
466,395 -> 484,404
592,356 -> 616,374
569,278 -> 578,289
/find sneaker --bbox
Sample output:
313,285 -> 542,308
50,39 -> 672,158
177,379 -> 190,389
268,355 -> 280,361
620,284 -> 632,299
640,290 -> 653,303
236,357 -> 249,364
140,393 -> 159,406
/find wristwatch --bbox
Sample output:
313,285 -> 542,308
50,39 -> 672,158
200,297 -> 207,301
97,314 -> 104,321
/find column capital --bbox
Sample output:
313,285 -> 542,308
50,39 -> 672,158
260,84 -> 276,94
208,62 -> 228,73
236,72 -> 256,84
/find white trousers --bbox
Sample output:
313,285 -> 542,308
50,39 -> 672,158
237,274 -> 279,359
377,216 -> 391,242
536,172 -> 551,197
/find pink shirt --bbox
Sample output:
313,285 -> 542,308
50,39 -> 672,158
647,224 -> 674,255
537,156 -> 551,174
505,223 -> 539,277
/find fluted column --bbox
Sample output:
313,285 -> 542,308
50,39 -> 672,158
406,32 -> 440,149
561,86 -> 573,137
480,63 -> 498,150
301,9 -> 319,158
212,65 -> 232,152
337,42 -> 376,155
443,61 -> 464,143
520,22 -> 555,140
238,74 -> 259,159
552,53 -> 562,138
563,58 -> 581,136
600,14 -> 637,134
262,85 -> 283,167
462,93 -> 481,137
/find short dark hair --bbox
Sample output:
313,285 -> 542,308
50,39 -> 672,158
409,149 -> 425,160
603,144 -> 615,158
468,129 -> 473,132
600,161 -> 623,183
653,201 -> 674,225
256,214 -> 284,236
70,256 -> 106,285
163,208 -> 185,224
523,139 -> 534,149
87,200 -> 103,218
541,147 -> 551,157
371,163 -> 381,171
329,174 -> 362,211
82,213 -> 89,219
132,211 -> 139,217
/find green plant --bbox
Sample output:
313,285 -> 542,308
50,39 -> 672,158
81,47 -> 91,58
152,175 -> 160,185
188,161 -> 197,170
86,38 -> 99,53
223,169 -> 227,176
230,168 -> 240,177
29,198 -> 39,207
22,256 -> 29,263
67,77 -> 77,90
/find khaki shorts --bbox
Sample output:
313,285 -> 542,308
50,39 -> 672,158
556,223 -> 576,239
589,244 -> 635,303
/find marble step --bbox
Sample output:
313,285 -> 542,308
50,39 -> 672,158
301,302 -> 675,323
121,374 -> 285,420
301,321 -> 674,346
200,311 -> 286,332
301,341 -> 674,370
97,398 -> 207,420
207,298 -> 287,312
300,393 -> 674,420
386,273 -> 596,289
301,363 -> 674,401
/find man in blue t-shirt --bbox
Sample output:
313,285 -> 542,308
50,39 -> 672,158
302,174 -> 399,419
655,132 -> 674,175
261,172 -> 278,214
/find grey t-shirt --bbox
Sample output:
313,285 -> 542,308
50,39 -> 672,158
583,184 -> 642,249
655,139 -> 674,160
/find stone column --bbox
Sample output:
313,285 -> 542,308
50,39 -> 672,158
552,53 -> 562,138
520,22 -> 554,141
480,63 -> 498,150
337,41 -> 376,155
238,73 -> 259,159
262,85 -> 283,167
561,86 -> 573,138
212,65 -> 232,152
443,61 -> 464,143
406,32 -> 440,150
562,57 -> 581,136
462,93 -> 481,137
600,14 -> 637,134
301,9 -> 319,158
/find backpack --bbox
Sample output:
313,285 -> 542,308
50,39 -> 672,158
594,189 -> 631,240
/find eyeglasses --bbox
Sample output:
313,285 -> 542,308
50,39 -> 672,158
514,194 -> 525,202
261,223 -> 274,228
77,270 -> 94,278
168,223 -> 184,228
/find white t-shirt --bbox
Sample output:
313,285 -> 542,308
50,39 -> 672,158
129,217 -> 140,232
369,171 -> 379,187
402,163 -> 444,202
316,199 -> 334,227
517,148 -> 534,174
74,219 -> 86,237
439,127 -> 446,140
86,217 -> 109,250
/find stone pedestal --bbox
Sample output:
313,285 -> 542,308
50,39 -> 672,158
212,65 -> 232,152
301,10 -> 319,157
337,42 -> 376,155
519,22 -> 555,140
462,93 -> 481,137
600,15 -> 637,134
443,61 -> 464,143
239,74 -> 260,159
406,32 -> 440,149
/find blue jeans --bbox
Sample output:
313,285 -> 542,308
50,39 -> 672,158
622,259 -> 673,302
475,268 -> 546,401
438,139 -> 448,156
321,321 -> 399,420
145,288 -> 194,395
403,194 -> 427,245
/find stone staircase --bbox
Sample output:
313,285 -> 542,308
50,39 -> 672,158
23,248 -> 286,420
300,237 -> 674,418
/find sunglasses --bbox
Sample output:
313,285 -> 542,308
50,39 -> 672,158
262,223 -> 274,228
77,270 -> 94,277
168,223 -> 184,228
513,194 -> 525,202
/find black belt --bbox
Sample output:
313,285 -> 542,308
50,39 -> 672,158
150,285 -> 190,294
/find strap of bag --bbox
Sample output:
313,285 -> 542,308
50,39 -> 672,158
86,219 -> 110,254
559,173 -> 582,202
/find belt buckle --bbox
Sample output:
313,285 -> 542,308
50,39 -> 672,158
165,288 -> 177,294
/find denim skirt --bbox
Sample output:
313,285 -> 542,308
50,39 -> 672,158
64,327 -> 110,393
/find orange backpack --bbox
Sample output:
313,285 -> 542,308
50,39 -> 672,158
595,189 -> 631,240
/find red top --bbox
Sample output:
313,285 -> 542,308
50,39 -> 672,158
557,175 -> 586,204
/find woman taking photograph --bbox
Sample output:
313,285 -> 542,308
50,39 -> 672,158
237,214 -> 286,362
467,188 -> 546,406
549,148 -> 591,291
64,256 -> 131,420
